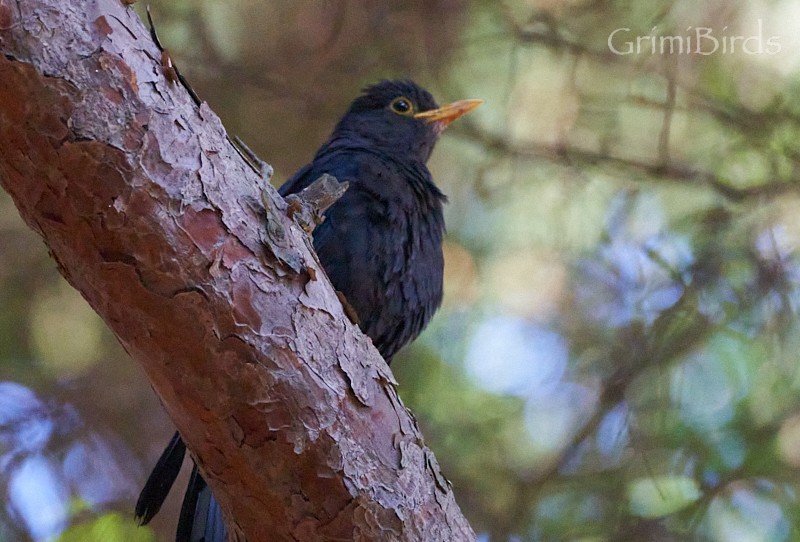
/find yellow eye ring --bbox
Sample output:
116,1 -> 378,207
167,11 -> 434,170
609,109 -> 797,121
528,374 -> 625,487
390,97 -> 414,116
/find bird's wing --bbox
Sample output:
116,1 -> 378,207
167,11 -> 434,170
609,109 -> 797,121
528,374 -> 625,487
282,154 -> 441,359
312,181 -> 418,358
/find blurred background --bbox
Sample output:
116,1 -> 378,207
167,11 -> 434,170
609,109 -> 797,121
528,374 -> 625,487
2,0 -> 800,540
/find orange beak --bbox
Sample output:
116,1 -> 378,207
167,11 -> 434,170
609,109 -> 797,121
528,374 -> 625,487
414,99 -> 483,130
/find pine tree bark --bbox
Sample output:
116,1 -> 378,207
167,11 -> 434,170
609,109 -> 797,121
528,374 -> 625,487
0,0 -> 475,540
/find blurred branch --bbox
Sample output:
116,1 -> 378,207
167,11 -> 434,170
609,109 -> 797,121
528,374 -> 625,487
657,57 -> 677,167
497,1 -> 620,63
454,122 -> 800,201
496,204 -> 795,537
496,4 -> 800,160
0,0 -> 475,540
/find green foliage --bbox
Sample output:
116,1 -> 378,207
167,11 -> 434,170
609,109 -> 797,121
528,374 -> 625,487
627,475 -> 701,518
57,513 -> 155,542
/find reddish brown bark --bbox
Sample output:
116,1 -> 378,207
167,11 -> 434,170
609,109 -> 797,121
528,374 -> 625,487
0,0 -> 475,540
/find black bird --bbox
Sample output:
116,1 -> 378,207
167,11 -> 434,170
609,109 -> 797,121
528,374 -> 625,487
135,80 -> 481,541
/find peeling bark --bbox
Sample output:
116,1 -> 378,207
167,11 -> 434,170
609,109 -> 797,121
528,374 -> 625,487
0,0 -> 476,540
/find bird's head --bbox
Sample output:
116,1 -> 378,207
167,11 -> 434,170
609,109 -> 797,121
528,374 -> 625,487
332,80 -> 482,163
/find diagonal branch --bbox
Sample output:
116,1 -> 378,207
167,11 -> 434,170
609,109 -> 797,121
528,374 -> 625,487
0,0 -> 475,540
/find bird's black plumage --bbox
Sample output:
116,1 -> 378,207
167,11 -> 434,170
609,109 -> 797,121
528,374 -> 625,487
282,80 -> 447,360
135,80 -> 480,541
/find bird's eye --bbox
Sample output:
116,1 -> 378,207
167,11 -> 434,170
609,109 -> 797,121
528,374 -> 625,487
390,97 -> 414,116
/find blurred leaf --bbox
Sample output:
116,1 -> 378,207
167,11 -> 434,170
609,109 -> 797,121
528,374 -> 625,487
56,512 -> 155,542
29,280 -> 105,376
627,475 -> 701,518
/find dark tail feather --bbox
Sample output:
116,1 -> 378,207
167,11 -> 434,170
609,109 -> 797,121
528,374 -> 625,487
177,465 -> 227,542
176,464 -> 205,542
193,484 -> 227,542
136,431 -> 186,525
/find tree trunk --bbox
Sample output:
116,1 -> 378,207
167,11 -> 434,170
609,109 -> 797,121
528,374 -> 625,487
0,0 -> 476,540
